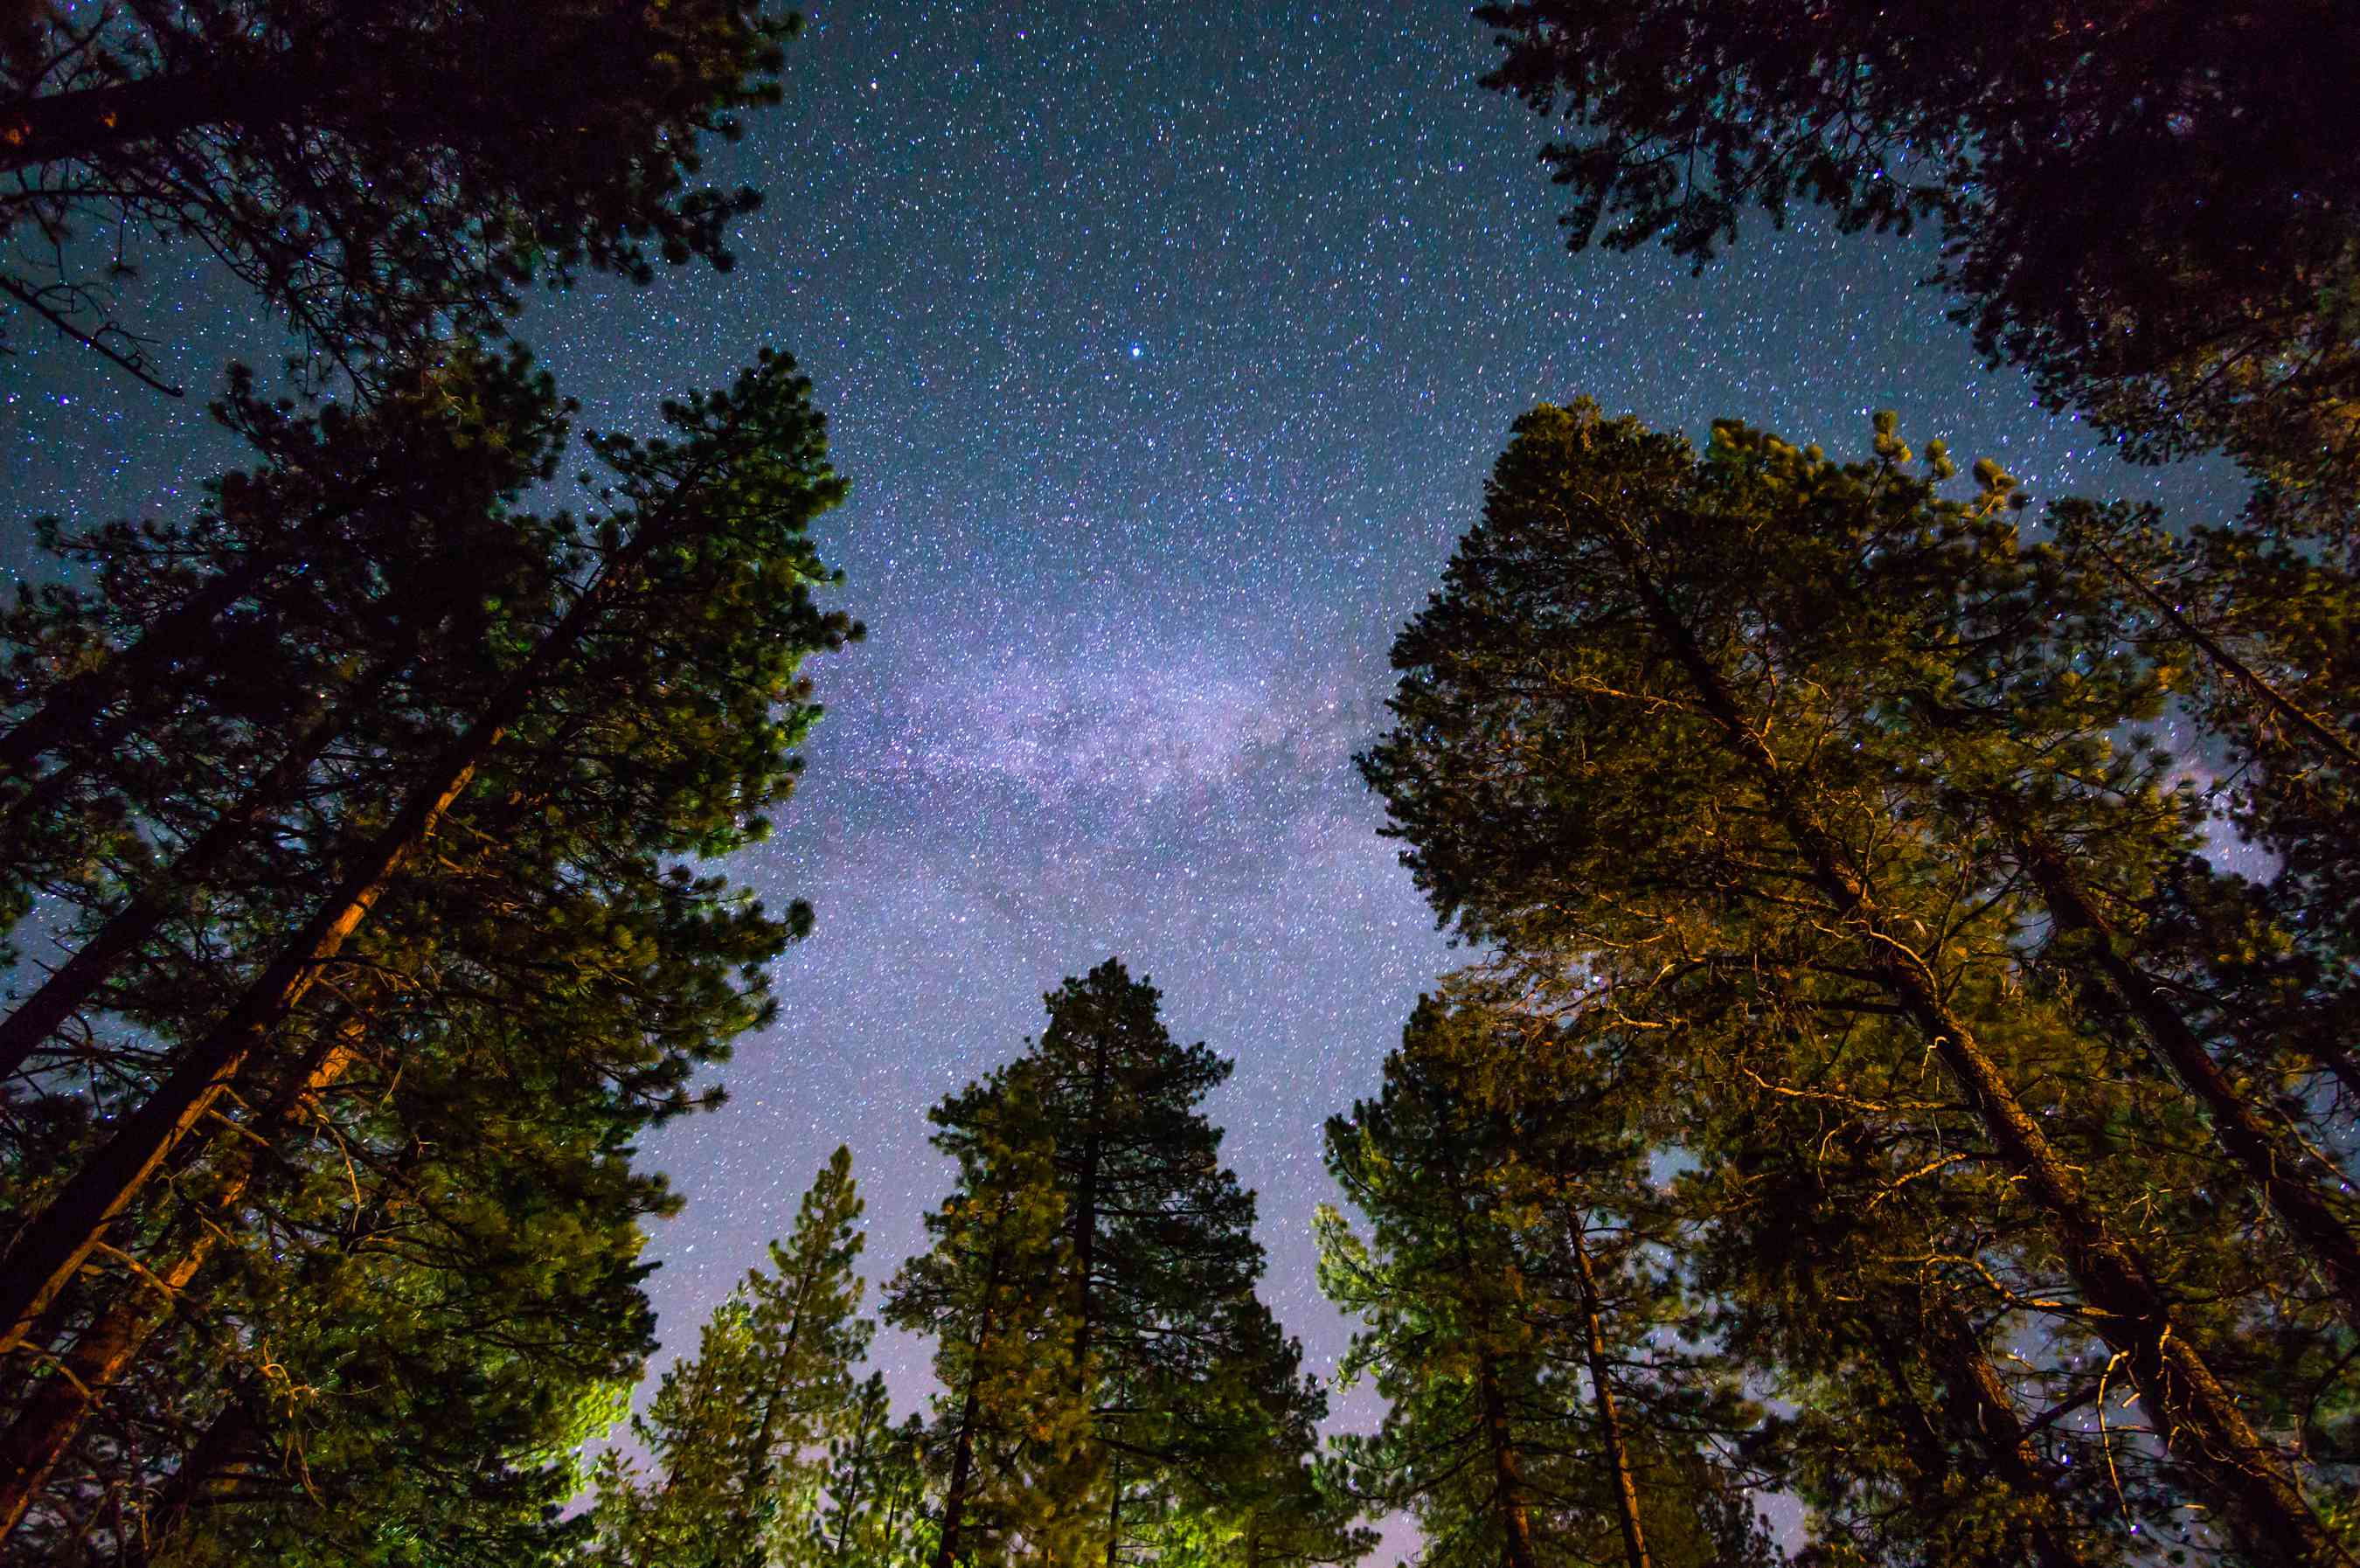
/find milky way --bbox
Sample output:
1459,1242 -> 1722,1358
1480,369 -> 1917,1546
2,0 -> 2249,1463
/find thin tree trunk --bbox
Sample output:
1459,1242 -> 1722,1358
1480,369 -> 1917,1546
2006,815 -> 2360,1333
128,1381 -> 258,1556
933,1220 -> 1028,1568
1475,1351 -> 1541,1568
0,716 -> 485,1356
1565,1218 -> 1652,1568
1612,531 -> 2350,1568
1921,1301 -> 2089,1568
825,1394 -> 883,1565
1857,1315 -> 1973,1520
733,1269 -> 816,1568
2086,540 -> 2360,773
122,1129 -> 434,1568
0,1021 -> 359,1542
0,472 -> 695,1357
1103,1453 -> 1122,1568
0,640 -> 416,1084
1440,1140 -> 1539,1568
932,1322 -> 992,1568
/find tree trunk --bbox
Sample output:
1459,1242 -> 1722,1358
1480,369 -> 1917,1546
1475,1350 -> 1541,1568
1921,1301 -> 2090,1568
2086,539 -> 2360,773
0,714 -> 488,1356
1565,1218 -> 1652,1568
127,1382 -> 259,1559
1616,536 -> 2350,1568
932,1321 -> 992,1568
122,1126 -> 434,1568
0,1028 -> 355,1541
0,482 -> 689,1358
0,65 -> 320,174
0,1013 -> 358,1543
2007,816 -> 2360,1334
1442,1142 -> 1539,1568
734,1270 -> 815,1568
1857,1315 -> 1973,1523
1103,1453 -> 1122,1568
0,640 -> 416,1083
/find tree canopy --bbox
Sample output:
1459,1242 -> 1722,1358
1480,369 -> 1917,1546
0,1 -> 799,391
1363,399 -> 2360,1565
1475,0 -> 2360,522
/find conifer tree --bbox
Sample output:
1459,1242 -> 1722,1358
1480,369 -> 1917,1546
1472,0 -> 2360,525
887,1077 -> 1093,1568
1318,995 -> 1767,1568
0,1 -> 801,388
890,961 -> 1349,1568
586,1148 -> 876,1568
2037,501 -> 2360,1118
1360,401 -> 2357,1565
802,1375 -> 928,1568
0,349 -> 856,1559
0,345 -> 577,1080
0,348 -> 852,1363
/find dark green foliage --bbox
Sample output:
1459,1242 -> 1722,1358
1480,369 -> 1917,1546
1318,994 -> 1771,1568
0,1 -> 800,388
585,1148 -> 878,1568
887,960 -> 1357,1568
0,345 -> 578,1045
803,1376 -> 930,1568
1474,0 -> 2360,520
0,349 -> 855,1563
886,1071 -> 1096,1568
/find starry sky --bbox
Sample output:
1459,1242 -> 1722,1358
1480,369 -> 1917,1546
3,0 -> 2246,1484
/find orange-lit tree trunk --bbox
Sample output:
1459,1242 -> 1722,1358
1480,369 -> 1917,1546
0,462 -> 709,1358
1565,1218 -> 1652,1568
0,642 -> 418,1084
0,1019 -> 361,1540
1619,540 -> 2348,1568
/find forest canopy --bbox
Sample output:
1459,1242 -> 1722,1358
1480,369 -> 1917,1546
0,0 -> 799,391
1477,0 -> 2360,527
3,0 -> 2358,1565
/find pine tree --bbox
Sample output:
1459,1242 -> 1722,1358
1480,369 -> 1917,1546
1359,401 -> 2356,1565
0,348 -> 851,1361
0,350 -> 856,1560
1472,0 -> 2360,526
2038,500 -> 2360,1120
801,1375 -> 929,1568
887,1077 -> 1094,1568
586,1148 -> 876,1568
890,961 -> 1348,1568
0,345 -> 578,1081
3,801 -> 798,1563
1318,994 -> 1767,1568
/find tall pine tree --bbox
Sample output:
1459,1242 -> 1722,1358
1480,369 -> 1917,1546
1361,401 -> 2357,1565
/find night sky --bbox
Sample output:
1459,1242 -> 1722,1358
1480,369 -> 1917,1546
3,0 -> 2245,1493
